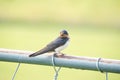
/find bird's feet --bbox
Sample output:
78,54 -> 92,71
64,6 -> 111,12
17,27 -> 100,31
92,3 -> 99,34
54,53 -> 64,57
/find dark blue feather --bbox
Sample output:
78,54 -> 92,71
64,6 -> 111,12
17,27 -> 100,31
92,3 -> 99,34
29,37 -> 69,57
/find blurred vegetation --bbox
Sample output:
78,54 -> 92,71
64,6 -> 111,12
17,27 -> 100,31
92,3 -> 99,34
0,0 -> 120,26
0,0 -> 120,80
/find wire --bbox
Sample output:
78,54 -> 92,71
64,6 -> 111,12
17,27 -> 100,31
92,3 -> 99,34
96,58 -> 103,73
11,62 -> 21,80
106,72 -> 108,80
96,58 -> 109,80
52,53 -> 61,80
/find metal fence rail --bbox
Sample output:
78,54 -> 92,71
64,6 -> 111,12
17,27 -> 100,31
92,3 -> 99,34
0,48 -> 120,74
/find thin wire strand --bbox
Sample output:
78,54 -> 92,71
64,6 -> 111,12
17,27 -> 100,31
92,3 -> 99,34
96,58 -> 103,73
12,62 -> 21,80
52,53 -> 61,80
106,72 -> 108,80
96,58 -> 109,80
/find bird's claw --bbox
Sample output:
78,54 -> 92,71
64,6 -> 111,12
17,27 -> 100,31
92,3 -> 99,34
54,53 -> 64,57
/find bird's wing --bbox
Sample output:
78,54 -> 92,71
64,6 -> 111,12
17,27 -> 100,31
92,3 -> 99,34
29,37 -> 67,57
46,38 -> 66,49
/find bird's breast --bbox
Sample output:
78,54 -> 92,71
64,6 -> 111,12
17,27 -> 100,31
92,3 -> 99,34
55,40 -> 69,53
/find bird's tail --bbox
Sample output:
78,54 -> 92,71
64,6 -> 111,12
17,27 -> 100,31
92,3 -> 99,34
29,52 -> 45,57
29,52 -> 39,57
29,48 -> 49,57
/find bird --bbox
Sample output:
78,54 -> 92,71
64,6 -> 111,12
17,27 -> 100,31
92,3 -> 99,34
29,30 -> 70,57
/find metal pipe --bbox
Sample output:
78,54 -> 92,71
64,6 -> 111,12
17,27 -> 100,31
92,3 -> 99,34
0,48 -> 120,74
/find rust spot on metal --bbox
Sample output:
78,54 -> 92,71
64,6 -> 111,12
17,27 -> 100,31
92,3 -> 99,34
57,54 -> 96,61
55,54 -> 120,64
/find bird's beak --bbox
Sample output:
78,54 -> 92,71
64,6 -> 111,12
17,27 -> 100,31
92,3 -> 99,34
60,32 -> 64,36
61,34 -> 64,36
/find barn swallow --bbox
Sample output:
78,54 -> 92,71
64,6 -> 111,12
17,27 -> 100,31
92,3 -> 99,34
29,30 -> 69,57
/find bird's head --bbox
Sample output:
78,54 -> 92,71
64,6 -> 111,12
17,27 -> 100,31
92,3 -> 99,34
60,30 -> 69,38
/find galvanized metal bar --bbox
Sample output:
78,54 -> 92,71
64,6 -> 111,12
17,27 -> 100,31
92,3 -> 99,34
0,48 -> 120,74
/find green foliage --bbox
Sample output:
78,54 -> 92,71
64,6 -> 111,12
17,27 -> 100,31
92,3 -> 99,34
0,0 -> 120,25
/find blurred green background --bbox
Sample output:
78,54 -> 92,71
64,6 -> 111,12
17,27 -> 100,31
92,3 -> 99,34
0,0 -> 120,80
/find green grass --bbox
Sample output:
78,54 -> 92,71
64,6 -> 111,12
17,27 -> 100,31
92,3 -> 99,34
0,23 -> 120,80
